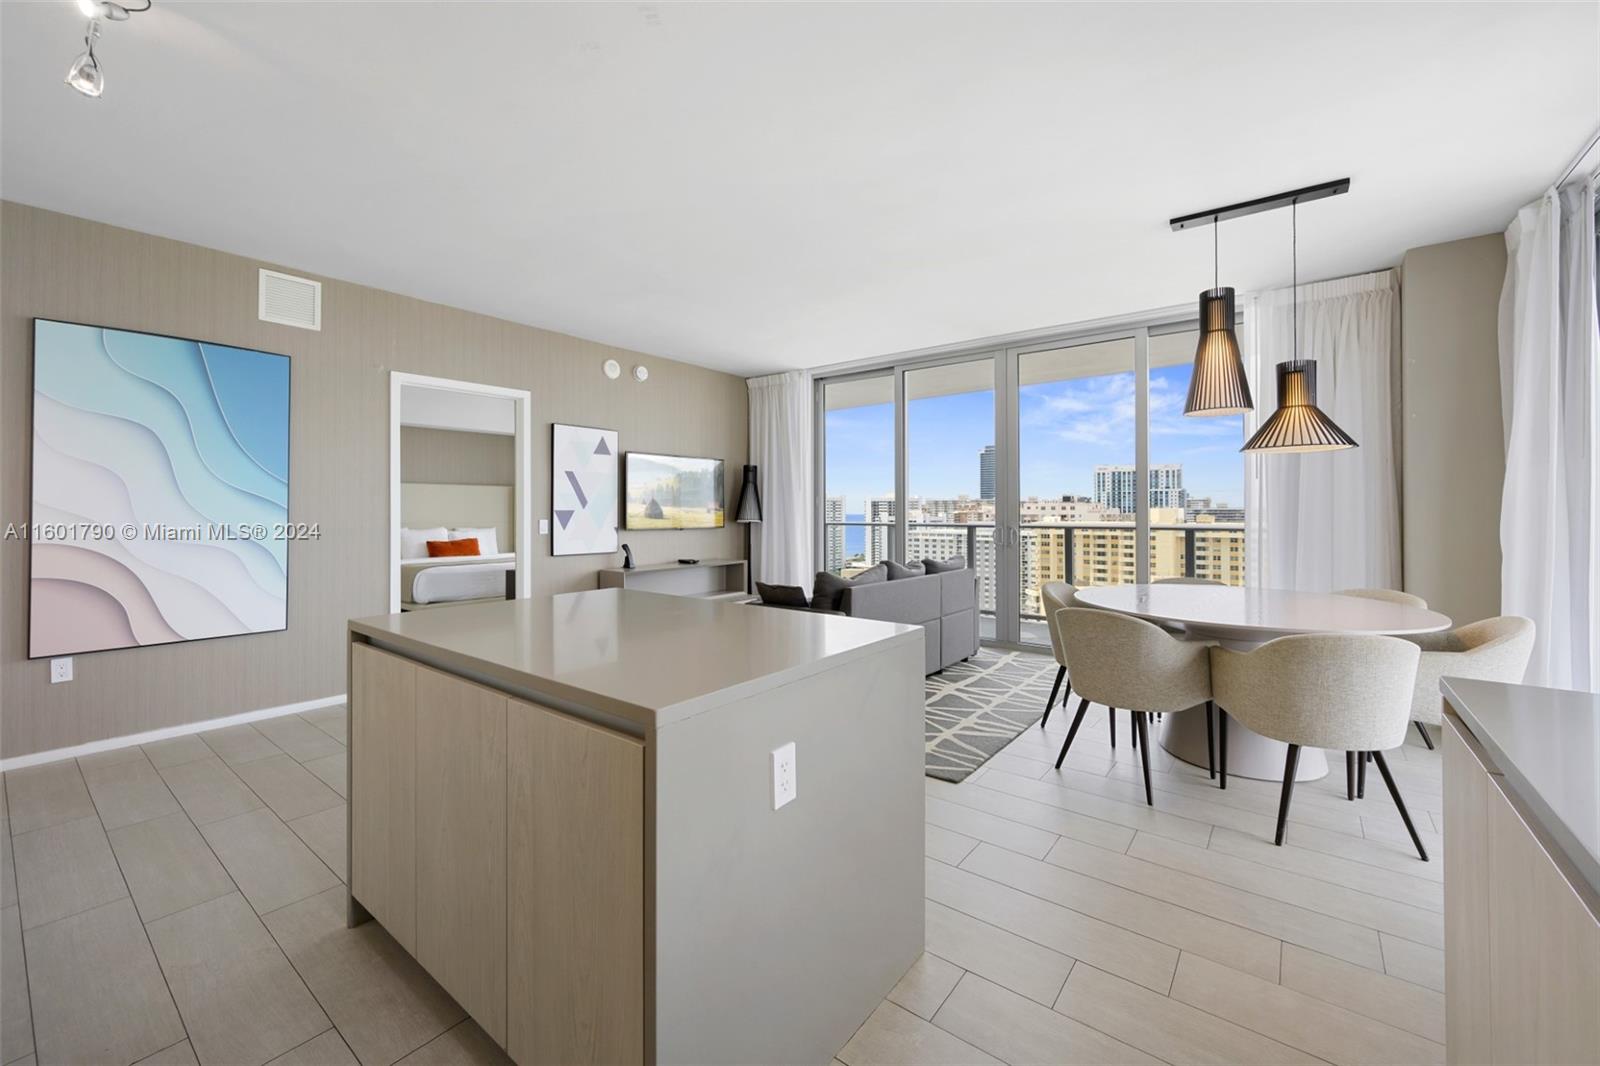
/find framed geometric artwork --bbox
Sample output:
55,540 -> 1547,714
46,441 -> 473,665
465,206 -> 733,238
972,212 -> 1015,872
551,423 -> 619,556
29,319 -> 291,658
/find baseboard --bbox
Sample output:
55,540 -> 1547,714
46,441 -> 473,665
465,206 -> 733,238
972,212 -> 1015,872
0,693 -> 347,772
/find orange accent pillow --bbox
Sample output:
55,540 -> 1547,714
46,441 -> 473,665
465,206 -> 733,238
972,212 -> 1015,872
426,537 -> 480,557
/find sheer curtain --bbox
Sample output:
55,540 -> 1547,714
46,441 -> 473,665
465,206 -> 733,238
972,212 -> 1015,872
1498,176 -> 1599,691
1241,270 -> 1402,592
747,371 -> 815,586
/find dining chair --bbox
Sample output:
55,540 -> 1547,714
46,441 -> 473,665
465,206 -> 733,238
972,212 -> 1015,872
1039,582 -> 1075,729
1055,608 -> 1214,803
1336,587 -> 1428,609
1210,634 -> 1429,859
1403,616 -> 1534,749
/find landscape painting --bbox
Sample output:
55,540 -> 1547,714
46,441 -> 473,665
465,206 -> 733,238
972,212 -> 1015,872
29,319 -> 290,658
551,423 -> 619,555
624,452 -> 724,529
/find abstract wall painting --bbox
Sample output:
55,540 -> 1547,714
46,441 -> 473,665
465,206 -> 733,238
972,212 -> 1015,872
29,319 -> 290,658
551,423 -> 619,556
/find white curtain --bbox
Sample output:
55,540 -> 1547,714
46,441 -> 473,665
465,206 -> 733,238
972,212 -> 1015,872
1242,270 -> 1402,593
1498,176 -> 1599,691
747,370 -> 815,586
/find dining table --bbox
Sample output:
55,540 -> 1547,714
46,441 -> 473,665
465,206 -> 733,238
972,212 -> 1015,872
1072,583 -> 1452,781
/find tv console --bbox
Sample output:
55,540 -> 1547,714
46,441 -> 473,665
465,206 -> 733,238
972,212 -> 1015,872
597,558 -> 749,601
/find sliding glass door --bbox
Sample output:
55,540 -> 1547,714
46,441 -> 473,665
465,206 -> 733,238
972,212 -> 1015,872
820,373 -> 896,576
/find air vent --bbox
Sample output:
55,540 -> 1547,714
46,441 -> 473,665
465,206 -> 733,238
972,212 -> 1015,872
258,269 -> 322,330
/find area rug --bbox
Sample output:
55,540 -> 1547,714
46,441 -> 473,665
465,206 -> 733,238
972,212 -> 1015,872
925,647 -> 1059,782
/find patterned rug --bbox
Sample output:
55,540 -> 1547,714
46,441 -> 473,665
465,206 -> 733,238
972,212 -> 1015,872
925,648 -> 1059,782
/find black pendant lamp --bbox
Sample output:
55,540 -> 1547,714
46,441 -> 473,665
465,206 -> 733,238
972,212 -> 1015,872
1183,217 -> 1253,416
1242,200 -> 1358,454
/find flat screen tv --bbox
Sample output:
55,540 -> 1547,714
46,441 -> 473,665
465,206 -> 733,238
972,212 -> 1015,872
624,453 -> 724,529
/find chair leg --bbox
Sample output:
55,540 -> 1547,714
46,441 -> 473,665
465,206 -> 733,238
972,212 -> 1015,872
1358,750 -> 1367,798
1055,698 -> 1090,770
1135,712 -> 1153,806
1414,721 -> 1435,750
1274,744 -> 1301,846
1205,701 -> 1216,780
1129,709 -> 1137,750
1041,665 -> 1065,728
1346,751 -> 1356,801
1109,704 -> 1116,748
1372,750 -> 1430,861
1218,708 -> 1228,789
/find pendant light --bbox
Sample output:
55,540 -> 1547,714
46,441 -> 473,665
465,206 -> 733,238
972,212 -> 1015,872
1241,200 -> 1358,453
1182,216 -> 1253,416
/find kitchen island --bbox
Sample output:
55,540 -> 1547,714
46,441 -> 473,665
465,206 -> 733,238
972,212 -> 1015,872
345,589 -> 925,1066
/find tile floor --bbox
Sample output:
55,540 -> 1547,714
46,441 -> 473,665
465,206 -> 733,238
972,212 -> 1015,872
4,680 -> 1447,1066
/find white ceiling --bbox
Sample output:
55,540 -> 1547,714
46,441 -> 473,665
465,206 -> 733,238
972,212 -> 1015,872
2,2 -> 1595,376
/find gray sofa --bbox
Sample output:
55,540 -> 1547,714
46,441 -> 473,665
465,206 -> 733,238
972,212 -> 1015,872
838,569 -> 980,675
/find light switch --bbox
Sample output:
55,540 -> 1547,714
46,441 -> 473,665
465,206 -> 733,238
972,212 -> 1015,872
539,518 -> 550,535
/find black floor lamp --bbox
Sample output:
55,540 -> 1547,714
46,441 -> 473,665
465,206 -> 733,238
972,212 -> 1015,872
734,464 -> 762,594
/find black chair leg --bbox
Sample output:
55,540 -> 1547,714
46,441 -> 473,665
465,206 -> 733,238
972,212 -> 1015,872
1414,721 -> 1435,750
1205,701 -> 1216,780
1218,708 -> 1228,789
1109,704 -> 1116,748
1041,665 -> 1065,728
1346,751 -> 1356,801
1274,744 -> 1301,845
1135,712 -> 1153,806
1128,709 -> 1137,750
1372,750 -> 1430,861
1055,698 -> 1090,769
1358,750 -> 1367,798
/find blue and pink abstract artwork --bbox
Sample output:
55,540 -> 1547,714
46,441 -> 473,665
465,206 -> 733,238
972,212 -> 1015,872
29,319 -> 290,658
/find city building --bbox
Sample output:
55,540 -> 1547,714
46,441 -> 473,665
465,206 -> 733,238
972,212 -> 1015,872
978,444 -> 996,500
823,494 -> 846,573
1094,463 -> 1186,513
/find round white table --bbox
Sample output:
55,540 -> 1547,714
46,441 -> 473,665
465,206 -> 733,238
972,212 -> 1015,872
1072,584 -> 1451,781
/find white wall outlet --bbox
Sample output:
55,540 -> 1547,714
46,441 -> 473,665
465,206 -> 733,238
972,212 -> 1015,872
50,657 -> 73,684
538,518 -> 550,535
771,741 -> 797,810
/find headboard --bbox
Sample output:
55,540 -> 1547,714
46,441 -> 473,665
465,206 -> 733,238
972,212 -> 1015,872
401,482 -> 514,550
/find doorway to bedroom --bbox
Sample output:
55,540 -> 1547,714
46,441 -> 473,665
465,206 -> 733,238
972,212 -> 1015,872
388,372 -> 533,612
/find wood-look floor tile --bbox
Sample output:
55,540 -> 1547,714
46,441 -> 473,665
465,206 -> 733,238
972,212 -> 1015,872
925,796 -> 1057,859
837,1001 -> 1000,1066
288,805 -> 346,882
1044,836 -> 1382,970
925,824 -> 978,866
254,716 -> 344,764
928,777 -> 1135,853
963,842 -> 1282,982
393,1020 -> 512,1065
76,746 -> 147,773
1360,815 -> 1444,856
143,735 -> 215,770
1207,826 -> 1442,913
932,972 -> 1159,1065
135,1039 -> 200,1065
159,756 -> 264,826
1169,952 -> 1444,1066
978,770 -> 1214,847
1103,757 -> 1370,836
2,906 -> 32,1065
24,897 -> 185,1066
5,761 -> 96,834
887,952 -> 963,1021
147,892 -> 328,1066
234,756 -> 343,823
299,707 -> 347,745
265,1029 -> 358,1066
925,898 -> 1074,1005
1263,819 -> 1442,883
301,753 -> 347,799
80,754 -> 181,831
926,858 -> 1177,993
262,885 -> 464,1066
200,808 -> 339,916
1379,933 -> 1444,993
12,814 -> 127,930
1281,943 -> 1445,1043
199,724 -> 283,766
108,810 -> 236,922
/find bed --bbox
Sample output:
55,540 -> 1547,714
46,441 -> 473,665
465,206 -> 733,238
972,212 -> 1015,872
399,482 -> 517,610
402,552 -> 516,605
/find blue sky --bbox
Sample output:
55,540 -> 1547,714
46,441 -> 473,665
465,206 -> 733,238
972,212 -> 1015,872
825,364 -> 1244,511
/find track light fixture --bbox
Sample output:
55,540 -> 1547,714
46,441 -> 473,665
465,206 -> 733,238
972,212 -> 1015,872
65,0 -> 150,98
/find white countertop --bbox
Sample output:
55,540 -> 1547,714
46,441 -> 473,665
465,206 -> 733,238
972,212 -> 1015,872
349,588 -> 922,730
1075,584 -> 1451,642
1443,677 -> 1600,895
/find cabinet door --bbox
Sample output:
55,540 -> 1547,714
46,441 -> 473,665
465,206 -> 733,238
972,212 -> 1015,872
415,666 -> 508,1045
1443,717 -> 1493,1064
350,643 -> 417,952
507,698 -> 644,1065
1486,777 -> 1600,1065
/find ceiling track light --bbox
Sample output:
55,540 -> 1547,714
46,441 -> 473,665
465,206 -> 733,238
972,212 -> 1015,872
65,0 -> 151,99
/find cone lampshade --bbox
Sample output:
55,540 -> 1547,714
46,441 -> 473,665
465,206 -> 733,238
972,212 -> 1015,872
1241,360 -> 1357,453
1183,287 -> 1252,415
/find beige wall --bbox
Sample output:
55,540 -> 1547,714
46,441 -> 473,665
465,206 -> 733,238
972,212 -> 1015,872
1,202 -> 747,758
401,427 -> 514,486
1399,232 -> 1506,626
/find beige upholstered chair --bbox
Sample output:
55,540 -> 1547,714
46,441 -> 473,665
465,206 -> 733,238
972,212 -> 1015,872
1336,587 -> 1428,609
1055,608 -> 1214,804
1039,582 -> 1076,728
1210,634 -> 1429,859
1403,617 -> 1535,749
1154,577 -> 1224,585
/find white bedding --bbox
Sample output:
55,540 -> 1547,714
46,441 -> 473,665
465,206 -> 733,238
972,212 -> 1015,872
402,552 -> 516,604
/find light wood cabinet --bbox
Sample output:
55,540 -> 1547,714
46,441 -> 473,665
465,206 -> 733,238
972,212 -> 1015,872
507,697 -> 644,1065
349,643 -> 417,952
1443,719 -> 1493,1063
414,664 -> 509,1046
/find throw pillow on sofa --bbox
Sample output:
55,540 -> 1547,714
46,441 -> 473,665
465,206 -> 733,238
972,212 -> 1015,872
885,560 -> 926,580
811,563 -> 887,610
922,556 -> 967,574
756,582 -> 811,608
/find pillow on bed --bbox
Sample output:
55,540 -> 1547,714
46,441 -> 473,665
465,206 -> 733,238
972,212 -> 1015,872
401,526 -> 448,559
450,527 -> 499,556
427,537 -> 480,557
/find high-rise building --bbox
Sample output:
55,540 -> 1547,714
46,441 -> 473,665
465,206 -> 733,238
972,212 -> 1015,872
823,495 -> 845,573
1092,464 -> 1185,514
866,495 -> 896,565
979,445 -> 996,501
